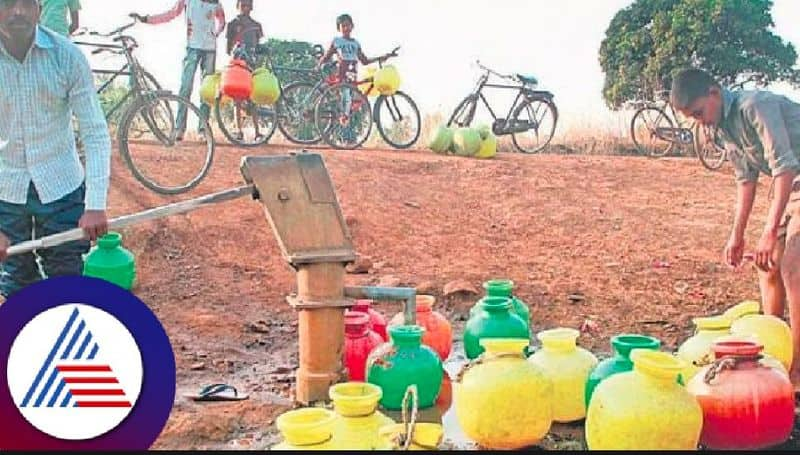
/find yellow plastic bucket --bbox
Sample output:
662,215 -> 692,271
274,407 -> 338,449
374,65 -> 401,96
377,423 -> 443,450
200,72 -> 221,106
251,68 -> 281,106
475,134 -> 497,159
359,66 -> 379,97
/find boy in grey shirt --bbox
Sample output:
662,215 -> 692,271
672,68 -> 800,388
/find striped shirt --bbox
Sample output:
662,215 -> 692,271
0,26 -> 110,210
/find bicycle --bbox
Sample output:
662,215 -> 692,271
213,41 -> 278,147
628,89 -> 726,171
73,23 -> 164,134
75,22 -> 215,195
356,47 -> 421,149
273,45 -> 349,146
312,46 -> 421,150
447,61 -> 558,154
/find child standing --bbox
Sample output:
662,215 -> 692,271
225,0 -> 262,57
671,68 -> 800,388
130,0 -> 226,140
224,0 -> 264,142
317,13 -> 394,84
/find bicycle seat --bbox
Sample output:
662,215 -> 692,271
516,74 -> 538,86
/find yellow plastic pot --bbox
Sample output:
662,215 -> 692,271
724,300 -> 761,321
726,301 -> 793,371
475,133 -> 497,159
428,125 -> 453,154
251,68 -> 281,106
373,65 -> 401,96
359,66 -> 379,97
328,382 -> 394,449
453,338 -> 553,449
272,407 -> 339,450
586,350 -> 702,450
377,423 -> 443,450
676,315 -> 732,383
200,72 -> 221,106
528,328 -> 598,422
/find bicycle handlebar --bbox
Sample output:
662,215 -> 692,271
379,46 -> 401,62
75,22 -> 138,51
91,47 -> 123,56
475,60 -> 515,81
81,21 -> 136,38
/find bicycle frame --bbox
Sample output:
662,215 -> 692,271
650,100 -> 696,145
460,68 -> 554,129
472,73 -> 523,122
74,36 -> 150,121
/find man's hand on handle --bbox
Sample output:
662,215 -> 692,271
79,210 -> 109,242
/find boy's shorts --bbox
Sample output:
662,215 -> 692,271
777,176 -> 800,241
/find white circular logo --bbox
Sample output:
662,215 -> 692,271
7,304 -> 143,440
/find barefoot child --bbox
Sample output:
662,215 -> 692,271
671,68 -> 800,387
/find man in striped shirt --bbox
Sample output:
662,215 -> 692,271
0,0 -> 111,297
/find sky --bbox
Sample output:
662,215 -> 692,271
77,0 -> 800,137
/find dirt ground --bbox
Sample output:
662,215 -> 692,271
105,142 -> 798,450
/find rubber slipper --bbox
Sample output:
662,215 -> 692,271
184,383 -> 249,402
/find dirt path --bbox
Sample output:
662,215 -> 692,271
106,144 -> 795,449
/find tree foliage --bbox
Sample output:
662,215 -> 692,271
262,38 -> 322,85
599,0 -> 800,110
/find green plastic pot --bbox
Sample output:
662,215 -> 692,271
453,128 -> 481,156
463,296 -> 529,359
584,334 -> 662,407
470,280 -> 530,330
366,325 -> 443,410
82,231 -> 136,290
428,125 -> 454,154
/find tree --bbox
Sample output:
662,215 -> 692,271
599,0 -> 800,110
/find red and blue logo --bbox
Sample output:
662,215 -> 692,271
0,276 -> 175,450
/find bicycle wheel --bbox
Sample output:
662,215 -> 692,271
103,70 -> 164,135
373,91 -> 421,149
510,96 -> 558,154
118,92 -> 214,195
694,123 -> 727,171
275,82 -> 323,145
447,95 -> 477,128
215,97 -> 276,147
315,84 -> 372,150
630,107 -> 674,157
